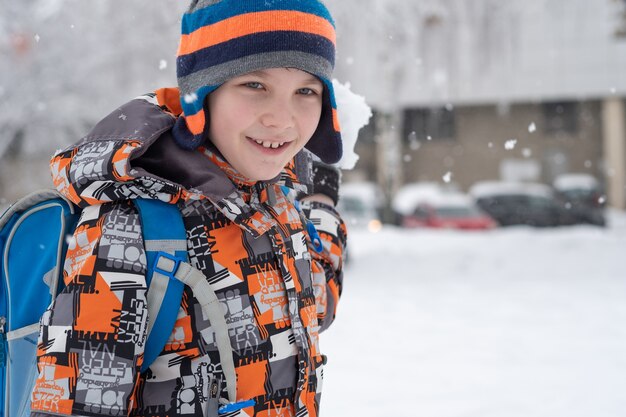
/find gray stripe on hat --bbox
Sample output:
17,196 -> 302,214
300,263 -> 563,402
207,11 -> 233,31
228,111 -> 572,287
187,0 -> 221,13
178,51 -> 333,95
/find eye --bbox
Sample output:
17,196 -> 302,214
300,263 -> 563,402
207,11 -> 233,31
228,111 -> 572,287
244,82 -> 264,90
297,87 -> 319,96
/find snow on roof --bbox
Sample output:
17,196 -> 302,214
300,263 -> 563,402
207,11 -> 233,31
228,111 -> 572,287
553,173 -> 599,191
392,182 -> 469,214
469,181 -> 553,199
423,193 -> 474,208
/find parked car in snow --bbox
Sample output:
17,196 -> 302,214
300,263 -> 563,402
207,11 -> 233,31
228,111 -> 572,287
336,181 -> 383,232
553,174 -> 606,226
402,193 -> 498,230
469,181 -> 565,227
393,183 -> 497,230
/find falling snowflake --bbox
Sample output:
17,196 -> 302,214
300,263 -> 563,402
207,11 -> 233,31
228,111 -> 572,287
445,103 -> 454,111
488,142 -> 494,148
184,93 -> 198,104
34,34 -> 40,42
427,135 -> 432,141
345,57 -> 354,65
522,148 -> 532,158
598,195 -> 607,204
610,87 -> 617,94
159,59 -> 168,70
443,171 -> 452,183
584,160 -> 592,168
505,139 -> 517,150
119,113 -> 127,120
528,122 -> 536,133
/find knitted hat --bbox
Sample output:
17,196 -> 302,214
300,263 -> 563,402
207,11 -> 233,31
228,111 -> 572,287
173,0 -> 342,164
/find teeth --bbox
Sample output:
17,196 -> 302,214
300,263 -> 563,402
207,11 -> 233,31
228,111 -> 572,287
252,138 -> 286,149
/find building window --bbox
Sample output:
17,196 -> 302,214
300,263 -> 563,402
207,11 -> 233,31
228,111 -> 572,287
542,101 -> 579,135
403,106 -> 456,142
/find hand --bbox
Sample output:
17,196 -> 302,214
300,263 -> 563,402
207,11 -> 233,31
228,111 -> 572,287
308,161 -> 341,206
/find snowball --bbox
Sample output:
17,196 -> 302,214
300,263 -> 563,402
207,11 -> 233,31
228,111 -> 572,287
332,79 -> 372,170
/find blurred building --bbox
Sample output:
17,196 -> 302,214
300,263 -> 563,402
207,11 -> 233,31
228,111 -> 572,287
1,0 -> 625,210
330,0 -> 626,209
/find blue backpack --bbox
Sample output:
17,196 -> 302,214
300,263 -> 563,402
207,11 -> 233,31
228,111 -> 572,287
0,190 -> 187,417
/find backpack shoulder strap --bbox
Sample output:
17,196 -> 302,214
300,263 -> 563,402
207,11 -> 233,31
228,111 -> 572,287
133,198 -> 187,372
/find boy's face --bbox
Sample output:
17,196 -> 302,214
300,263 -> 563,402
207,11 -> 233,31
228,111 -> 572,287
207,67 -> 324,181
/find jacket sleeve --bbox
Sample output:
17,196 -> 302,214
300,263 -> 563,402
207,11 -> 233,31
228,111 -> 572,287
31,201 -> 148,417
300,200 -> 347,332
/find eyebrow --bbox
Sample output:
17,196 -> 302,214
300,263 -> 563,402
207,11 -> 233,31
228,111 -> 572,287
245,69 -> 322,85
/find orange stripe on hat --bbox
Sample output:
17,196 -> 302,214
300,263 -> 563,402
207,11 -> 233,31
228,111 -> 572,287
331,108 -> 340,132
178,10 -> 336,57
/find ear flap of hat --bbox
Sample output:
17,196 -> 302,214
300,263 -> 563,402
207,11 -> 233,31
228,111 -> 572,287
305,81 -> 342,164
172,116 -> 206,150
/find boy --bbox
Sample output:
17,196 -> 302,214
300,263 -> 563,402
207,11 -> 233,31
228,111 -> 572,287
30,1 -> 346,416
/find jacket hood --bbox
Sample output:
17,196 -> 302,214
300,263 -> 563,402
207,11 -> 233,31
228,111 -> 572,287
50,91 -> 312,212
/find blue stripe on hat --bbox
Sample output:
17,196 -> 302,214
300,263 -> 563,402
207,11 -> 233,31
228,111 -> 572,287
176,31 -> 335,78
180,84 -> 218,118
320,78 -> 337,109
182,0 -> 335,35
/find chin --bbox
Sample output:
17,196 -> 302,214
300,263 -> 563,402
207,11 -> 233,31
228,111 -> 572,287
243,168 -> 282,182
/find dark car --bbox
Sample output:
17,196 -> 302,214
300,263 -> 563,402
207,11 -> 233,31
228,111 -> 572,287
470,181 -> 565,227
553,174 -> 606,226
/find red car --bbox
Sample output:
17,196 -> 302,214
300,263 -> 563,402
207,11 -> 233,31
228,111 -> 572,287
402,195 -> 498,230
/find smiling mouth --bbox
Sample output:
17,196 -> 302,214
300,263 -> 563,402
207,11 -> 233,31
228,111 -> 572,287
247,137 -> 289,149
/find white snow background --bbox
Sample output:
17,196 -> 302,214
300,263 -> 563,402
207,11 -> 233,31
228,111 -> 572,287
321,211 -> 626,417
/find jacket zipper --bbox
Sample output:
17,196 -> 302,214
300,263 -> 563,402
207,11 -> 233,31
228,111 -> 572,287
205,377 -> 221,417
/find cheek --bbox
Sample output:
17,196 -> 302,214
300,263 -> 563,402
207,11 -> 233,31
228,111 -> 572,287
211,99 -> 255,137
300,104 -> 323,139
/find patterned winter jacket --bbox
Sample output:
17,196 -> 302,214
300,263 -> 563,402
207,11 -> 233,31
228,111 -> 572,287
30,90 -> 346,417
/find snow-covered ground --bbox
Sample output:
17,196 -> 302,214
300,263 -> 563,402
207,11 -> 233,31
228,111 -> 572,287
322,210 -> 626,417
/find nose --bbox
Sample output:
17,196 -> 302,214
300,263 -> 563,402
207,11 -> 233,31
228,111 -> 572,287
259,96 -> 295,130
